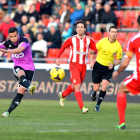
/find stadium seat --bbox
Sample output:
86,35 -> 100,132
114,11 -> 124,27
121,19 -> 132,28
132,20 -> 137,28
46,49 -> 60,63
127,0 -> 139,6
103,32 -> 108,38
127,32 -> 137,40
91,32 -> 102,43
60,48 -> 70,64
125,11 -> 136,20
3,0 -> 19,9
43,18 -> 49,27
117,32 -> 127,42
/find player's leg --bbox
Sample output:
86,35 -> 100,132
95,79 -> 109,111
2,68 -> 35,117
91,62 -> 102,101
116,81 -> 128,129
58,83 -> 75,106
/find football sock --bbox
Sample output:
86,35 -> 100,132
117,92 -> 126,125
7,93 -> 23,114
62,84 -> 75,98
19,75 -> 30,89
75,91 -> 84,110
96,90 -> 106,106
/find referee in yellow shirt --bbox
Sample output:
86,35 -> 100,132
91,26 -> 123,111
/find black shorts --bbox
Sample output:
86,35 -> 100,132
13,66 -> 34,83
92,61 -> 114,83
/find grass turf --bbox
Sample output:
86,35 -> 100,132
0,99 -> 139,140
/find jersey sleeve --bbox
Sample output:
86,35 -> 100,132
125,40 -> 134,58
116,44 -> 123,59
57,37 -> 72,58
96,39 -> 102,51
0,41 -> 7,49
89,38 -> 97,53
19,42 -> 28,49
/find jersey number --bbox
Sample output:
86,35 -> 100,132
12,53 -> 24,58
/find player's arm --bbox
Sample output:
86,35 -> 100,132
0,42 -> 7,56
113,41 -> 134,79
56,38 -> 71,66
0,42 -> 28,54
89,38 -> 97,69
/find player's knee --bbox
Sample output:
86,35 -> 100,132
17,70 -> 25,78
74,84 -> 80,91
101,84 -> 108,91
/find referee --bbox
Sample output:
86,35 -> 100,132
91,26 -> 123,111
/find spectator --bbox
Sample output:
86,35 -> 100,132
27,4 -> 39,22
36,25 -> 47,40
21,25 -> 34,43
73,0 -> 85,10
86,0 -> 95,13
32,33 -> 47,59
18,15 -> 28,36
40,0 -> 54,19
13,4 -> 27,26
106,0 -> 125,11
52,0 -> 61,19
95,3 -> 117,32
29,0 -> 41,13
45,26 -> 62,49
95,0 -> 106,5
38,19 -> 47,30
91,3 -> 104,32
0,0 -> 16,14
24,33 -> 32,45
62,22 -> 72,42
47,16 -> 57,30
0,14 -> 15,39
70,3 -> 84,25
59,4 -> 71,30
60,0 -> 74,14
0,8 -> 4,23
82,5 -> 92,33
27,17 -> 38,37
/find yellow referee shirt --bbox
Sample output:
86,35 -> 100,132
96,37 -> 123,66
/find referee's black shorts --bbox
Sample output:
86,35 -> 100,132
92,61 -> 114,84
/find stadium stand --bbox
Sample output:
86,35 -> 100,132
0,0 -> 139,64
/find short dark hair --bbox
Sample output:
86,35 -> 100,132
137,15 -> 140,26
8,27 -> 18,34
109,26 -> 118,32
75,20 -> 86,28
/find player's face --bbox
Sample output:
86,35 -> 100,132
76,23 -> 86,36
9,32 -> 19,43
109,28 -> 118,40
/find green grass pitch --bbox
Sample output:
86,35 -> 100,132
0,99 -> 140,140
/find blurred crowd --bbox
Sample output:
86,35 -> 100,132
0,0 -> 125,60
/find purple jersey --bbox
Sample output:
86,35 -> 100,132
0,36 -> 35,71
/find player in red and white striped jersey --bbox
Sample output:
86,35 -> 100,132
56,20 -> 97,114
113,16 -> 140,129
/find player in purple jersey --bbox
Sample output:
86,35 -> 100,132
0,27 -> 36,117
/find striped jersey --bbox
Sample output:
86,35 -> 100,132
57,35 -> 97,64
126,31 -> 140,78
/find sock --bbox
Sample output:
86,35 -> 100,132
96,90 -> 106,107
117,92 -> 126,125
19,75 -> 30,89
7,93 -> 23,114
62,84 -> 75,98
75,91 -> 84,110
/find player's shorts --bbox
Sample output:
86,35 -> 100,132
124,74 -> 140,95
13,66 -> 34,83
92,61 -> 114,83
69,63 -> 86,85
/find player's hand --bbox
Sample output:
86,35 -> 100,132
55,58 -> 60,66
112,71 -> 120,80
0,49 -> 7,53
89,62 -> 94,69
108,63 -> 114,70
88,49 -> 94,55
